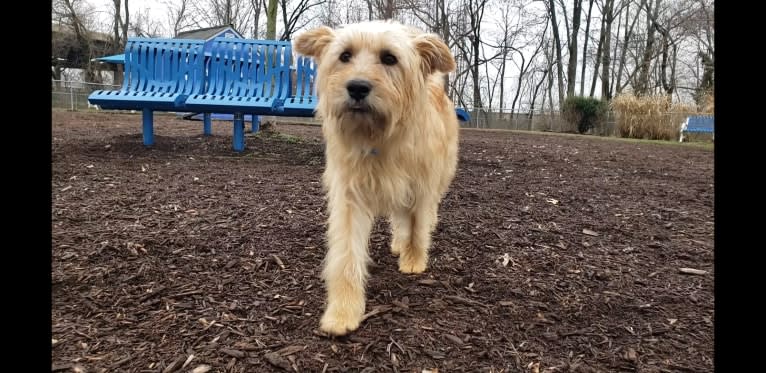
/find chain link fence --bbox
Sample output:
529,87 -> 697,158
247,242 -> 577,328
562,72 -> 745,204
53,79 -> 636,138
52,80 -> 121,111
463,108 -> 618,136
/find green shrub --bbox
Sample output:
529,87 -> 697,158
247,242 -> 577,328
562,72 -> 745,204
563,96 -> 609,134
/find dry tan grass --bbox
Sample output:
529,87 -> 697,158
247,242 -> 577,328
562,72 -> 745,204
699,90 -> 714,114
611,94 -> 697,140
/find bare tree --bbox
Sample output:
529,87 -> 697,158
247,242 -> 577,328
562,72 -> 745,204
588,1 -> 604,97
280,0 -> 327,40
165,0 -> 199,37
614,0 -> 642,95
545,0 -> 565,110
192,0 -> 255,35
318,0 -> 340,27
468,0 -> 489,117
365,0 -> 397,20
634,0 -> 661,96
267,0 -> 278,38
565,0 -> 583,97
130,7 -> 163,38
580,0 -> 598,97
599,0 -> 615,100
529,64 -> 551,118
53,0 -> 104,83
400,0 -> 451,91
110,0 -> 129,84
510,27 -> 547,117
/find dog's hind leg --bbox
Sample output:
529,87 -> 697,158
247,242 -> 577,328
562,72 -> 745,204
397,200 -> 438,274
320,196 -> 373,336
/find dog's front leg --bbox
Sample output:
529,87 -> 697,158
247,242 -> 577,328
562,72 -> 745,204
393,200 -> 438,274
320,194 -> 373,336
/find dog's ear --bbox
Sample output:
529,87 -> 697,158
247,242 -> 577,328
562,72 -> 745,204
293,26 -> 335,59
413,33 -> 456,75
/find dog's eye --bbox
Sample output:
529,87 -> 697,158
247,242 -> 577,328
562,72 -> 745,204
339,51 -> 352,63
381,53 -> 397,66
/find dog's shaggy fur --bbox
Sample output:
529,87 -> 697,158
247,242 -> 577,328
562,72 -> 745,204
293,20 -> 459,336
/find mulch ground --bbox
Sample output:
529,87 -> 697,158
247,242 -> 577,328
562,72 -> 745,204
52,110 -> 714,373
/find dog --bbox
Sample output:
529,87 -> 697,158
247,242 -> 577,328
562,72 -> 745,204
293,20 -> 459,336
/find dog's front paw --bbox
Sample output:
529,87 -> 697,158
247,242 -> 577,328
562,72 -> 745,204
319,310 -> 362,336
390,242 -> 404,257
399,254 -> 427,274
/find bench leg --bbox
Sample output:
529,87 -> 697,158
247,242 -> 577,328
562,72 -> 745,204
233,113 -> 245,152
251,115 -> 260,133
203,113 -> 212,136
142,108 -> 154,147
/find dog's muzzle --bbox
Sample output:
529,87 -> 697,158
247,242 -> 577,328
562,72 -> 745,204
344,80 -> 373,113
346,80 -> 372,101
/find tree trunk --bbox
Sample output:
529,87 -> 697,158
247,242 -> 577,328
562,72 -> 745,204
510,52 -> 525,118
266,0 -> 278,39
439,0 -> 449,92
589,11 -> 606,97
112,0 -> 123,85
609,3 -> 621,97
499,53 -> 507,113
530,68 -> 549,119
600,0 -> 614,100
469,0 -> 487,124
226,0 -> 232,24
635,0 -> 660,96
566,0 -> 583,97
546,39 -> 555,129
383,0 -> 395,19
123,0 -> 129,42
547,0 -> 565,111
366,0 -> 373,20
579,0 -> 594,96
616,0 -> 641,95
252,0 -> 263,38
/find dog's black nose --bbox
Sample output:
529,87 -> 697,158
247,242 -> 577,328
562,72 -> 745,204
346,80 -> 372,101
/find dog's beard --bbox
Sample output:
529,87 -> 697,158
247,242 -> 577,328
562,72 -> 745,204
334,100 -> 390,141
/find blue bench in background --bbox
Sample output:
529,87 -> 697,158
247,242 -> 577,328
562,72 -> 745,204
455,108 -> 471,122
89,37 -> 473,152
182,38 -> 293,151
281,55 -> 318,117
679,115 -> 714,142
88,38 -> 206,146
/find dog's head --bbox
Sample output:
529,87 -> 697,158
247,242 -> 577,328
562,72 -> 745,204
293,20 -> 455,141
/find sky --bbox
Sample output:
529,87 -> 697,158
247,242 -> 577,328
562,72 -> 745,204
70,0 -> 704,108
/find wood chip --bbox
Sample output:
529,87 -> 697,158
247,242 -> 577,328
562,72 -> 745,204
161,355 -> 185,373
443,334 -> 464,345
276,345 -> 305,356
190,365 -> 211,373
271,254 -> 285,269
220,349 -> 245,358
582,229 -> 599,236
679,267 -> 707,275
263,352 -> 291,370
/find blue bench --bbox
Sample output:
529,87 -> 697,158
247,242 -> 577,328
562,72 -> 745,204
679,115 -> 714,142
88,38 -> 207,146
455,108 -> 471,122
281,56 -> 318,116
182,38 -> 293,151
90,37 -> 474,152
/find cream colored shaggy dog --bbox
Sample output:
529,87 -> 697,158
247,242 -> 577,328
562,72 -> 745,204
293,20 -> 459,336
